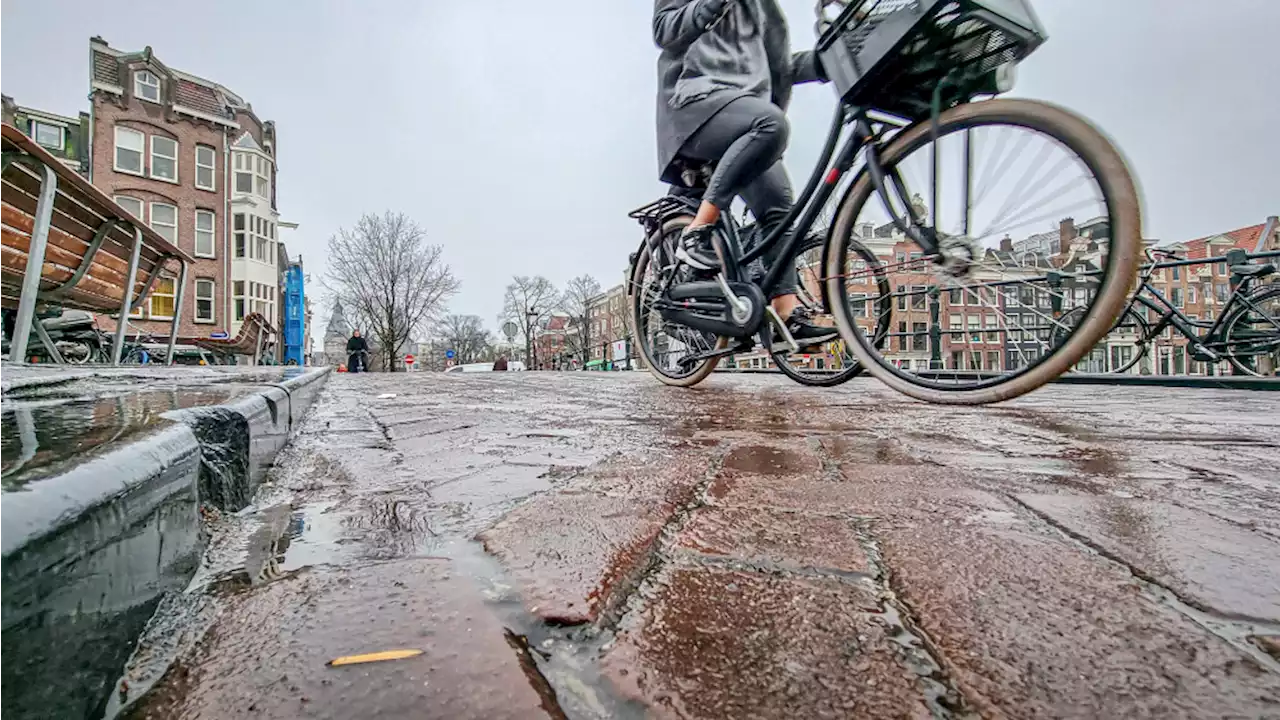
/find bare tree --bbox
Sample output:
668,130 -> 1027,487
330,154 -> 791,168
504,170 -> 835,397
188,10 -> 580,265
326,212 -> 458,371
437,314 -> 494,365
501,276 -> 558,369
560,274 -> 602,366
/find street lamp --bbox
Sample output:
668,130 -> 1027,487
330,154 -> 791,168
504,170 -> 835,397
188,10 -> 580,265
526,307 -> 538,370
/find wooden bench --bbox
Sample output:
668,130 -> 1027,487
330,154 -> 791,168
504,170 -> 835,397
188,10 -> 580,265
2,123 -> 195,364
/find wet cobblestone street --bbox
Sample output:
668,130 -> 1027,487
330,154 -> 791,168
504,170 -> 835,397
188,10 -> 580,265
124,372 -> 1280,719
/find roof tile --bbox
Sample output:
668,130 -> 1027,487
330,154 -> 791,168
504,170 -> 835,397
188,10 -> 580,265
175,79 -> 226,117
1179,224 -> 1264,259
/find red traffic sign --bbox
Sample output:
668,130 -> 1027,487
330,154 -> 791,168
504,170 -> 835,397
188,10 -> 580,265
404,354 -> 416,364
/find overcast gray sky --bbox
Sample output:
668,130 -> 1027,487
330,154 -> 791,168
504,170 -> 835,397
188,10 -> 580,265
3,1 -> 1276,334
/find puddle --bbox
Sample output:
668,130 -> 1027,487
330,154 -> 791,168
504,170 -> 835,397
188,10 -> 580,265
721,444 -> 815,475
1,388 -> 243,489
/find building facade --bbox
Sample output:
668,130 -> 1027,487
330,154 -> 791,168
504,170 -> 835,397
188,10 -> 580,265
87,37 -> 283,346
2,95 -> 91,176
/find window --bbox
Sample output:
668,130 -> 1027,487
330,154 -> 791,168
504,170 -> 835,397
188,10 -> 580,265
1172,266 -> 1181,281
255,217 -> 269,260
195,210 -> 216,257
987,351 -> 1000,372
1215,283 -> 1229,303
150,136 -> 177,182
950,351 -> 963,369
234,214 -> 247,258
948,313 -> 961,338
912,322 -> 928,352
233,151 -> 272,199
149,202 -> 177,242
911,285 -> 927,311
968,315 -> 982,343
135,70 -> 161,102
1187,285 -> 1197,305
195,145 -> 216,190
233,280 -> 246,320
1216,261 -> 1227,276
848,293 -> 868,318
896,284 -> 907,311
114,195 -> 143,221
195,279 -> 215,322
949,288 -> 962,305
897,321 -> 908,352
114,127 -> 144,175
149,276 -> 176,318
32,120 -> 64,149
1171,287 -> 1184,308
234,153 -> 253,193
985,315 -> 999,342
255,156 -> 271,198
969,351 -> 982,370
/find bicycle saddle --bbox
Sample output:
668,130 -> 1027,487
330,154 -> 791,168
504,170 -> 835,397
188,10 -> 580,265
1230,262 -> 1276,278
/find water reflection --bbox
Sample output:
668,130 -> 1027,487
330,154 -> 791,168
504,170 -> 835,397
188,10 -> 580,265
1,389 -> 238,490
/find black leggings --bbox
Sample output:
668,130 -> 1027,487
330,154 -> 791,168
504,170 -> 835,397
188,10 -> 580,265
678,96 -> 797,297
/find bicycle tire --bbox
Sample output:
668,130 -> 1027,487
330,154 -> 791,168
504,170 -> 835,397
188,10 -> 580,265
825,98 -> 1142,404
1058,304 -> 1150,374
772,237 -> 890,387
629,216 -> 726,387
1220,285 -> 1280,377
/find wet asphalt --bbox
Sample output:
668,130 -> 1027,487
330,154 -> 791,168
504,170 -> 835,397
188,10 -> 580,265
120,371 -> 1280,719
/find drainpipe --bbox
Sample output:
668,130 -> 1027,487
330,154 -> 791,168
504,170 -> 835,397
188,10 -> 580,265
224,126 -> 232,335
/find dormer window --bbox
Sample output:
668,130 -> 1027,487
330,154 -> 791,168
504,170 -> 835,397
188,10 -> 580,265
135,70 -> 160,103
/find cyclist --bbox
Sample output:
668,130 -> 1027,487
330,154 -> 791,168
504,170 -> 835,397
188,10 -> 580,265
346,329 -> 369,372
654,0 -> 835,347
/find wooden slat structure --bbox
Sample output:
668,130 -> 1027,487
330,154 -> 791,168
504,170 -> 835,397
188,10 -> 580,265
1,123 -> 195,364
186,311 -> 277,359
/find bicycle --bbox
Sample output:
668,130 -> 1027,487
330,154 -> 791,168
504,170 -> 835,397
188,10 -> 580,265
627,0 -> 1142,404
1056,247 -> 1279,377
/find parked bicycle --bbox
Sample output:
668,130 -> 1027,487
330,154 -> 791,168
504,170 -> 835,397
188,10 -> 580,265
628,0 -> 1142,404
1056,247 -> 1279,376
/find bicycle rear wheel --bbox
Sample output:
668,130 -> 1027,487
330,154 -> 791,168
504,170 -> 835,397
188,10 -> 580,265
629,216 -> 726,387
1221,285 -> 1280,376
826,99 -> 1142,404
772,235 -> 890,386
1056,305 -> 1150,374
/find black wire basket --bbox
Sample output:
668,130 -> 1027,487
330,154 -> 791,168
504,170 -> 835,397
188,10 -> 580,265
815,0 -> 1047,120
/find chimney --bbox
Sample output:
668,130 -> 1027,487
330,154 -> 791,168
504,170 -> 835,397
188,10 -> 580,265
999,234 -> 1013,252
1059,217 -> 1076,249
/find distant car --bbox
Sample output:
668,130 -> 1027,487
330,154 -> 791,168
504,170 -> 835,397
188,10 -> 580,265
443,361 -> 527,373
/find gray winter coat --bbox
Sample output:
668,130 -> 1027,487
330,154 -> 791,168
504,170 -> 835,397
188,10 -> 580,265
653,0 -> 824,185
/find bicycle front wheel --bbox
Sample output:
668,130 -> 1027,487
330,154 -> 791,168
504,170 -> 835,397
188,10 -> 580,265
826,99 -> 1142,404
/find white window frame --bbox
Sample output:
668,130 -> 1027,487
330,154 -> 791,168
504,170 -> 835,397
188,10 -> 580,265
32,120 -> 65,150
194,210 -> 216,258
135,70 -> 161,103
233,280 -> 246,321
194,278 -> 216,323
232,149 -> 273,199
149,276 -> 177,320
195,145 -> 216,191
149,135 -> 178,183
148,202 -> 178,243
113,195 -> 143,222
113,127 -> 145,176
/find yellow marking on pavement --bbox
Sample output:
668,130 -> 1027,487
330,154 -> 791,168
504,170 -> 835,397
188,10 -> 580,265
327,649 -> 424,667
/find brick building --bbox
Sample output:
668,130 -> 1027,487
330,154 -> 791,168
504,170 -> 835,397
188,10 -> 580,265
1,95 -> 90,176
87,36 -> 282,345
584,284 -> 628,369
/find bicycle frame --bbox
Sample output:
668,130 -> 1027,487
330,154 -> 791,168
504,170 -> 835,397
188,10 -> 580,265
1124,269 -> 1273,362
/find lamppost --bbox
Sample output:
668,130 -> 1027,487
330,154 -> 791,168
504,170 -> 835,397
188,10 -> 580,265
526,307 -> 538,370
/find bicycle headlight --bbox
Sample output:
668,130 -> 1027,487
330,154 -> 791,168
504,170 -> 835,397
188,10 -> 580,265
994,62 -> 1018,94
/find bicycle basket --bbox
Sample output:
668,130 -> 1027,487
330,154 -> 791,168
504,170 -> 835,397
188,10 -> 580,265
815,0 -> 1046,120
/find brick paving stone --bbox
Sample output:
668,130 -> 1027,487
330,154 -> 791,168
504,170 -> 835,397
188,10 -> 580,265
478,493 -> 673,624
127,558 -> 548,720
1017,493 -> 1280,623
603,565 -> 932,720
876,491 -> 1280,718
676,506 -> 873,575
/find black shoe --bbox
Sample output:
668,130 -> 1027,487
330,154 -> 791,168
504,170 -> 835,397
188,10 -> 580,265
773,308 -> 839,352
674,224 -> 720,271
